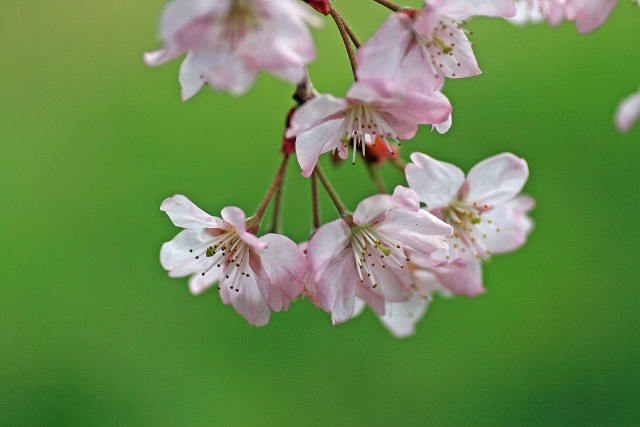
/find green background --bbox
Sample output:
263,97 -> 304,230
1,1 -> 639,425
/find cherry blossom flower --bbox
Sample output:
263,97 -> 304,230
357,1 -> 517,94
615,87 -> 640,132
160,195 -> 307,326
286,77 -> 451,176
306,192 -> 452,325
144,0 -> 321,99
564,0 -> 616,33
406,152 -> 533,267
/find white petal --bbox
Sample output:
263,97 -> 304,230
465,153 -> 529,207
160,194 -> 225,229
352,194 -> 398,225
476,204 -> 533,254
615,88 -> 640,133
406,152 -> 464,208
378,293 -> 430,338
287,94 -> 348,137
160,228 -> 211,276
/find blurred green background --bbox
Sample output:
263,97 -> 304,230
1,1 -> 639,425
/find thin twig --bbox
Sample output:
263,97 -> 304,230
253,154 -> 290,222
266,182 -> 284,234
341,16 -> 361,48
390,156 -> 407,173
311,171 -> 321,230
329,5 -> 358,79
366,163 -> 388,194
314,164 -> 349,216
372,0 -> 402,12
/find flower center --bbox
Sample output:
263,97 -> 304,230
349,225 -> 409,289
217,0 -> 258,47
442,200 -> 501,260
342,104 -> 399,165
417,18 -> 470,80
189,227 -> 252,292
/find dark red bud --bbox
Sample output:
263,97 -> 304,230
281,107 -> 297,155
303,0 -> 330,16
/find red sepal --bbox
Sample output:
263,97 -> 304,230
281,107 -> 297,155
303,0 -> 330,16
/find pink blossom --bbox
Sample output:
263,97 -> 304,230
144,0 -> 321,99
406,152 -> 534,267
160,195 -> 307,326
287,77 -> 451,176
615,87 -> 640,132
306,192 -> 452,325
564,0 -> 616,33
357,1 -> 516,94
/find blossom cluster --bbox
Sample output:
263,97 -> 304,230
146,0 -> 636,337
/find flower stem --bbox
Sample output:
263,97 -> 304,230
311,171 -> 321,230
366,163 -> 387,194
390,156 -> 407,173
341,16 -> 361,48
266,180 -> 285,234
329,5 -> 358,80
372,0 -> 402,12
314,164 -> 350,217
254,154 -> 290,223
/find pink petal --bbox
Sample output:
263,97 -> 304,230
308,219 -> 351,280
436,256 -> 485,297
380,209 -> 451,254
362,260 -> 411,303
381,90 -> 452,132
465,153 -> 529,207
392,185 -> 421,211
219,272 -> 272,327
160,194 -> 226,229
220,206 -> 265,250
294,119 -> 344,177
615,88 -> 640,133
356,12 -> 414,84
144,0 -> 226,66
565,0 -> 616,33
179,49 -> 258,100
356,286 -> 386,316
315,247 -> 359,325
508,194 -> 536,214
251,234 -> 306,312
406,152 -> 465,208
